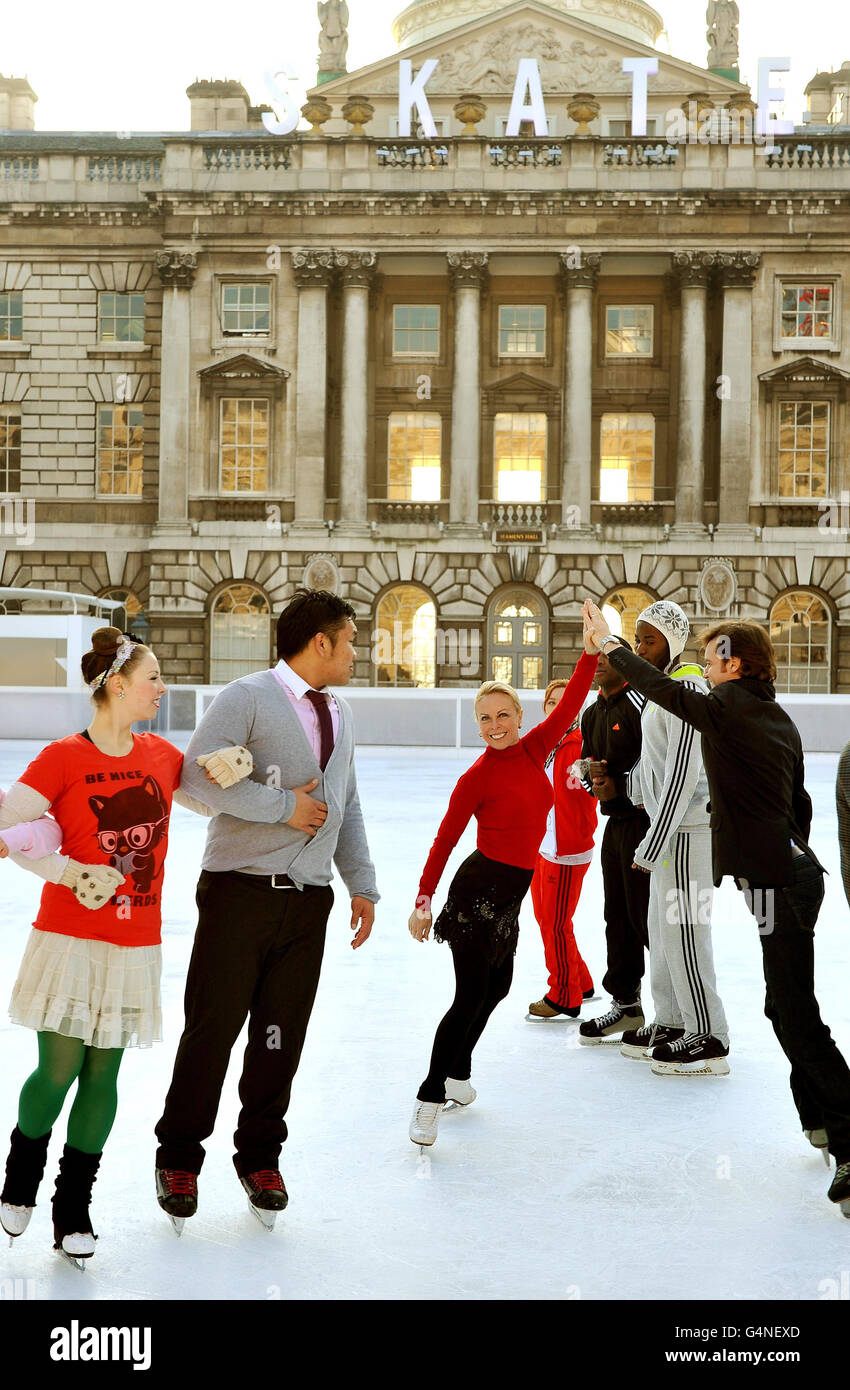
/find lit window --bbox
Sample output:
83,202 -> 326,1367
781,284 -> 833,341
388,412 -> 441,500
99,292 -> 145,343
220,398 -> 269,493
0,292 -> 23,341
605,306 -> 653,357
494,413 -> 546,502
602,587 -> 656,648
374,586 -> 436,687
499,305 -> 546,357
221,283 -> 271,337
210,585 -> 271,684
778,401 -> 829,499
600,414 -> 654,502
0,412 -> 21,492
491,656 -> 513,682
393,305 -> 440,357
97,405 -> 143,496
770,592 -> 831,694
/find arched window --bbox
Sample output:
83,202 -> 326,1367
488,588 -> 548,690
373,585 -> 436,687
770,591 -> 832,693
602,586 -> 656,649
210,584 -> 271,684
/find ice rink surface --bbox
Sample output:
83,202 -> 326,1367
1,738 -> 849,1303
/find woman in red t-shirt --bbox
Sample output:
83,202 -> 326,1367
407,640 -> 598,1148
0,626 -> 250,1264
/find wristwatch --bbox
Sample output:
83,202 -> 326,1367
600,636 -> 621,653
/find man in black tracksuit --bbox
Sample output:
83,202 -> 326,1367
583,602 -> 850,1215
578,646 -> 649,1042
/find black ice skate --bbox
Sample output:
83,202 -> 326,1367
620,1023 -> 685,1061
579,999 -> 644,1046
650,1033 -> 730,1076
239,1169 -> 288,1230
0,1126 -> 51,1245
52,1145 -> 100,1270
828,1162 -> 850,1219
156,1167 -> 198,1236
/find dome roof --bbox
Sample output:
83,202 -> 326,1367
393,0 -> 666,51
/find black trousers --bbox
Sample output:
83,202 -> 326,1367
752,856 -> 850,1161
155,870 -> 333,1177
417,933 -> 514,1104
600,812 -> 651,1003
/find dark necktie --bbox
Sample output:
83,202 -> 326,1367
305,689 -> 334,771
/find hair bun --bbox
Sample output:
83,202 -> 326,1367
90,625 -> 124,656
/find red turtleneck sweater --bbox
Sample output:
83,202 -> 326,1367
417,652 -> 598,905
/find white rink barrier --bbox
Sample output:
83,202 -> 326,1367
0,685 -> 848,754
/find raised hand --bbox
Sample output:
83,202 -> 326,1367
583,598 -> 613,651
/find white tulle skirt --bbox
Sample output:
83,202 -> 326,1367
8,928 -> 162,1049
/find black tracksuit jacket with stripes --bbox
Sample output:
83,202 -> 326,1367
580,683 -> 646,820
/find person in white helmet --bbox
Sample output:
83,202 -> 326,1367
619,601 -> 730,1077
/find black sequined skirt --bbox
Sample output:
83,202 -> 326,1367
433,851 -> 535,966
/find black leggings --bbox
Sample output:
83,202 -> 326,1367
417,934 -> 514,1103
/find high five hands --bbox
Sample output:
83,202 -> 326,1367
582,599 -> 614,652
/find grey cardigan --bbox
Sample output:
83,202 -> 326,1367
179,669 -> 379,901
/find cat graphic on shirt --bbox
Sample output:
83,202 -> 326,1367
89,776 -> 169,894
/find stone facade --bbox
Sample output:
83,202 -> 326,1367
1,1 -> 849,694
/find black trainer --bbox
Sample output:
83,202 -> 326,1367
621,1023 -> 685,1061
650,1033 -> 730,1076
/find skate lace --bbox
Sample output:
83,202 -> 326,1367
596,1004 -> 626,1028
417,1103 -> 440,1122
162,1169 -> 197,1196
246,1169 -> 285,1192
665,1032 -> 707,1055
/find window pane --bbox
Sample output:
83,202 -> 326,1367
393,304 -> 440,356
521,657 -> 543,689
387,412 -> 441,500
492,656 -> 513,682
605,305 -> 653,357
0,411 -> 22,493
99,291 -> 144,342
219,398 -> 269,492
499,305 -> 546,356
522,622 -> 542,646
222,283 -> 271,335
374,586 -> 436,687
494,412 -> 546,501
781,284 -> 833,339
600,413 -> 654,502
776,400 -> 829,498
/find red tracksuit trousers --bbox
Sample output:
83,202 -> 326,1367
530,856 -> 593,1010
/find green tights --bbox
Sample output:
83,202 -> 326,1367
18,1032 -> 124,1155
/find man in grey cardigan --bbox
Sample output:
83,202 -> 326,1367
154,590 -> 379,1229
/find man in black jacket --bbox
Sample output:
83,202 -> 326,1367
577,644 -> 649,1044
582,600 -> 850,1217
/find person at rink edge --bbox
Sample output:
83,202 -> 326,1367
154,589 -> 379,1232
617,601 -> 730,1076
526,678 -> 598,1021
0,626 -> 252,1265
407,636 -> 599,1148
577,640 -> 650,1045
582,598 -> 850,1219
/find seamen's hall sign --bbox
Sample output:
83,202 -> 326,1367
263,56 -> 796,142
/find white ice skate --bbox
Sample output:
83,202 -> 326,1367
444,1078 -> 476,1108
409,1101 -> 441,1146
805,1128 -> 831,1168
55,1231 -> 97,1271
1,1202 -> 33,1244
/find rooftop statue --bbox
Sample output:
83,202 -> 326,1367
318,0 -> 349,74
707,0 -> 740,70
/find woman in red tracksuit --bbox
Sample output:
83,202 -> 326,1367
527,680 -> 598,1021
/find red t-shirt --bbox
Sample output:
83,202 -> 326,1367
417,652 -> 598,903
18,732 -> 184,947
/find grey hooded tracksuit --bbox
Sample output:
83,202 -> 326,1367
630,663 -> 729,1046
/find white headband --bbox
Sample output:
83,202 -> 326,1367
89,640 -> 137,692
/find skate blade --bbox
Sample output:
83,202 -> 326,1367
56,1249 -> 91,1271
248,1202 -> 277,1231
525,1012 -> 578,1023
579,1034 -> 628,1046
840,1198 -> 850,1219
620,1045 -> 653,1060
822,1149 -> 832,1169
650,1061 -> 731,1076
168,1215 -> 185,1237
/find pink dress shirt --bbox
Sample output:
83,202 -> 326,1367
0,786 -> 64,858
272,660 -> 340,763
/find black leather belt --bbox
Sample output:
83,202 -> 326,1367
233,871 -> 297,890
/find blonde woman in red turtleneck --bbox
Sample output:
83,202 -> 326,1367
407,638 -> 598,1147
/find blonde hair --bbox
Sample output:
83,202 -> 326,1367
474,680 -> 523,717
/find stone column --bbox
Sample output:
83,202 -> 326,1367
672,250 -> 715,531
559,251 -> 601,529
716,251 -> 760,532
337,251 -> 377,530
291,249 -> 335,525
448,251 -> 488,529
155,250 -> 198,530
